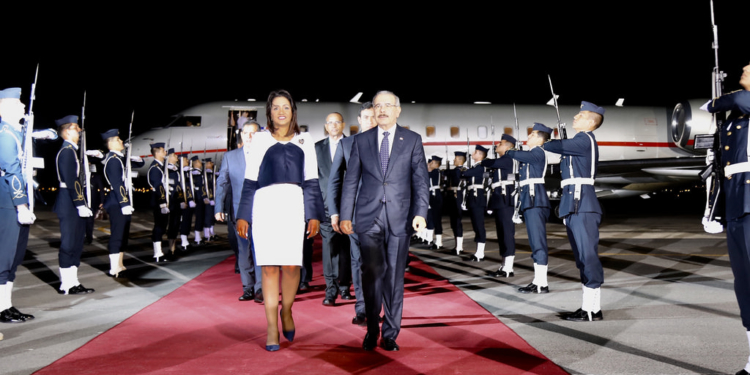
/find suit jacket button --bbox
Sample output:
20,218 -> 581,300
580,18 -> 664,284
383,183 -> 388,186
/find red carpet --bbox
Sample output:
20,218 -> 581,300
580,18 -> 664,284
36,248 -> 567,375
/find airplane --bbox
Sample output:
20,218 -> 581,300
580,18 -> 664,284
128,95 -> 712,201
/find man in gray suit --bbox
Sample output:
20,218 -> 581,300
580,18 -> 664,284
315,113 -> 352,306
341,91 -> 429,351
328,102 -> 376,325
215,119 -> 262,302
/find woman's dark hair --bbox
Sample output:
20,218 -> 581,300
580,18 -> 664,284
265,89 -> 300,137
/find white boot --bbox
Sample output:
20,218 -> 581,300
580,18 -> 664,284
6,282 -> 13,309
180,235 -> 189,249
579,286 -> 603,321
109,253 -> 126,277
153,241 -> 165,261
455,237 -> 463,254
502,256 -> 515,273
532,264 -> 549,287
472,242 -> 485,261
59,267 -> 75,294
592,287 -> 601,313
435,234 -> 443,249
203,228 -> 211,241
209,226 -> 215,237
72,265 -> 81,287
194,231 -> 202,244
744,331 -> 750,373
0,282 -> 10,311
426,230 -> 434,245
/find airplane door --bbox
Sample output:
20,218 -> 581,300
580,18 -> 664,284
226,108 -> 259,151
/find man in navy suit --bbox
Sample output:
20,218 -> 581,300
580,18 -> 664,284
328,102 -> 376,326
315,112 -> 352,306
216,119 -> 262,302
341,91 -> 429,351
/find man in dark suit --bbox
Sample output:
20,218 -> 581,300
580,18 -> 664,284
328,102 -> 376,325
315,112 -> 352,306
341,91 -> 429,351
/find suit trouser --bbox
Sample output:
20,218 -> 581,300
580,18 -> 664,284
235,227 -> 262,293
228,216 -> 239,259
427,196 -> 443,235
524,207 -> 550,265
468,206 -> 486,243
727,215 -> 750,329
0,209 -> 29,284
565,212 -> 603,288
349,232 -> 366,316
492,205 -> 515,257
300,236 -> 314,283
107,206 -> 131,255
321,221 -> 343,298
179,206 -> 194,236
359,205 -> 409,340
338,232 -> 352,289
58,211 -> 86,268
152,208 -> 169,242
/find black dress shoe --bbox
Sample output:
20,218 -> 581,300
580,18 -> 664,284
322,298 -> 336,307
68,284 -> 95,295
518,283 -> 549,294
84,238 -> 93,245
489,269 -> 514,278
362,333 -> 378,351
381,338 -> 400,351
0,308 -> 27,323
428,243 -> 440,250
468,255 -> 483,262
340,289 -> 354,300
254,289 -> 264,303
736,369 -> 749,375
352,314 -> 367,326
562,308 -> 603,322
191,241 -> 204,247
10,307 -> 34,321
298,282 -> 309,293
239,290 -> 254,301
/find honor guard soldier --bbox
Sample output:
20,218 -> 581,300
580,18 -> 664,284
147,142 -> 169,262
179,154 -> 196,250
462,145 -> 488,261
203,158 -> 217,241
190,156 -> 209,246
0,87 -> 36,324
102,129 -> 145,277
704,64 -> 750,375
426,156 -> 444,249
84,151 -> 105,245
446,151 -> 467,254
499,123 -> 553,293
542,101 -> 605,321
54,115 -> 95,295
482,134 -> 517,275
165,148 -> 185,255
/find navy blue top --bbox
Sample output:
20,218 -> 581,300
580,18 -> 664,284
481,155 -> 514,209
507,146 -> 550,211
543,131 -> 601,216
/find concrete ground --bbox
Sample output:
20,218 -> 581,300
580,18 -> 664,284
0,203 -> 743,375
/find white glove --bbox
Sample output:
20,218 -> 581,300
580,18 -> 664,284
121,206 -> 134,215
191,170 -> 201,175
167,164 -> 177,171
17,205 -> 36,225
161,207 -> 170,214
77,206 -> 93,217
702,217 -> 723,234
183,166 -> 191,172
86,149 -> 104,159
32,128 -> 58,140
203,198 -> 210,205
180,202 -> 187,209
209,200 -> 215,206
189,201 -> 196,208
130,156 -> 143,163
699,100 -> 711,112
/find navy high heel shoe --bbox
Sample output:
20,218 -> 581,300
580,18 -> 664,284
265,344 -> 280,352
282,329 -> 295,342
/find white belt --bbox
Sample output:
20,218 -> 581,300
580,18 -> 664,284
561,177 -> 595,201
448,187 -> 461,192
60,182 -> 67,188
490,181 -> 514,189
725,162 -> 750,177
467,184 -> 483,190
429,186 -> 441,191
520,178 -> 545,187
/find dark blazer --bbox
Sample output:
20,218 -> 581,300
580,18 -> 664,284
340,125 -> 429,236
711,90 -> 750,220
326,135 -> 354,217
315,136 -> 344,217
215,147 -> 246,217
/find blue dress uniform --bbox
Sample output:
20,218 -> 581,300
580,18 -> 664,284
53,115 -> 95,295
543,101 -> 605,321
707,89 -> 750,371
84,156 -> 105,245
482,134 -> 516,273
446,152 -> 466,253
165,150 -> 184,253
462,145 -> 488,261
190,156 -> 209,245
506,123 -> 553,293
0,87 -> 35,323
426,156 -> 444,249
147,143 -> 168,261
102,129 -> 145,277
179,157 -> 195,249
203,159 -> 216,241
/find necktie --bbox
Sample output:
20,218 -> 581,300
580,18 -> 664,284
380,131 -> 389,202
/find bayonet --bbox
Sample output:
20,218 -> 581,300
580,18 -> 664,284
81,91 -> 92,208
548,74 -> 567,140
21,64 -> 39,213
125,111 -> 134,206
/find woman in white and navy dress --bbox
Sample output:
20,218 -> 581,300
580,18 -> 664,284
237,90 -> 324,351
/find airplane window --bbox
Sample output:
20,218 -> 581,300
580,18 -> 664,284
350,125 -> 359,135
477,126 -> 487,139
300,125 -> 309,133
170,116 -> 202,127
425,126 -> 436,138
450,127 -> 460,139
527,127 -> 533,135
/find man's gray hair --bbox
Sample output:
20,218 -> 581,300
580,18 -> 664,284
373,90 -> 400,106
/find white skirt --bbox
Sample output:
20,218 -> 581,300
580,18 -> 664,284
252,183 -> 305,266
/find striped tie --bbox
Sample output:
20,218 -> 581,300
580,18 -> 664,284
380,132 -> 389,202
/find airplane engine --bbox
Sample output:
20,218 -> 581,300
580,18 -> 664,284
670,99 -> 712,154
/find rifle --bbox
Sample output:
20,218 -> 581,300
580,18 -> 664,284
180,135 -> 188,204
164,131 -> 171,207
189,142 -> 196,200
701,0 -> 726,229
548,75 -> 567,140
80,91 -> 92,208
203,141 -> 210,200
125,111 -> 134,206
511,104 -> 523,224
22,65 -> 39,212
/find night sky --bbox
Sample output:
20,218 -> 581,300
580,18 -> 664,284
1,3 -> 748,138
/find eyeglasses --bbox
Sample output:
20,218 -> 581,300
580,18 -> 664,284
325,121 -> 343,126
373,103 -> 399,110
